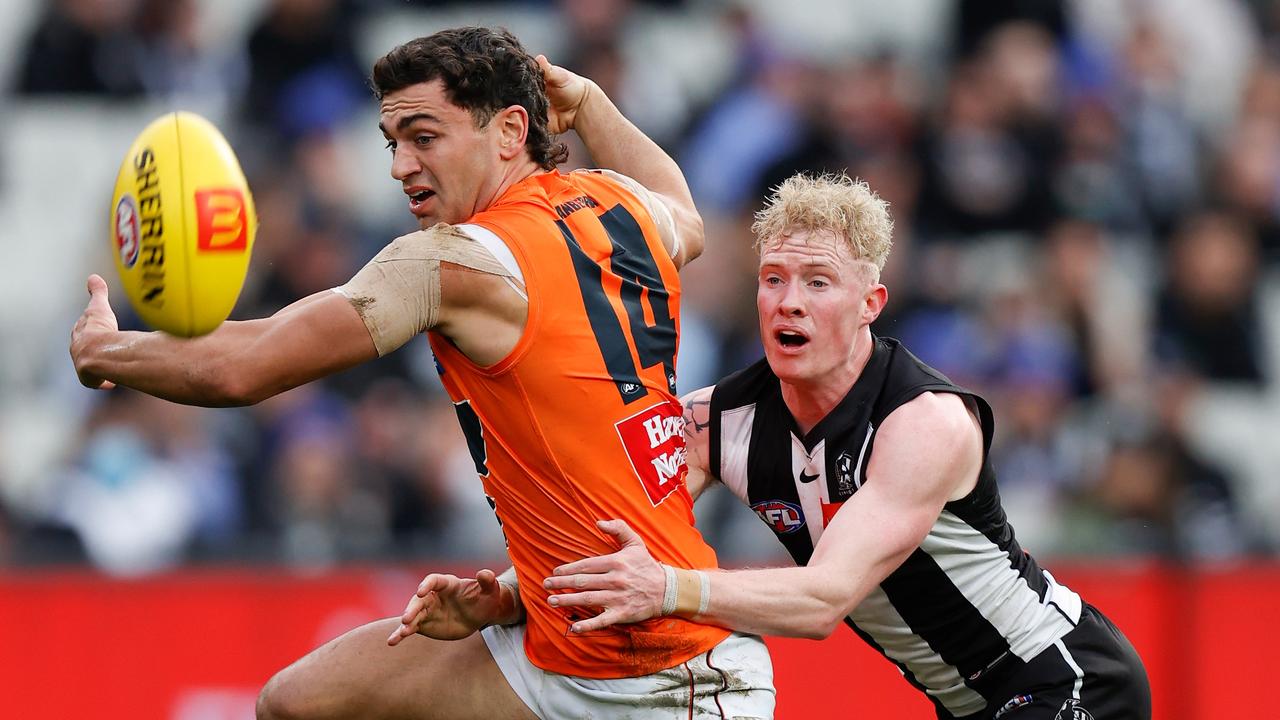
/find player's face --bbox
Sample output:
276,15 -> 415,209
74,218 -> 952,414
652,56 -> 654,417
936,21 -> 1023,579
757,229 -> 879,386
379,80 -> 508,228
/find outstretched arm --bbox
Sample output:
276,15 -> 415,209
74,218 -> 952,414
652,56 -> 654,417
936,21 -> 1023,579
544,392 -> 983,638
70,223 -> 523,406
538,56 -> 704,266
70,274 -> 376,406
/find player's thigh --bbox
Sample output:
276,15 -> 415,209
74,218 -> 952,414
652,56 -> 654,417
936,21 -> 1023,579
258,618 -> 536,720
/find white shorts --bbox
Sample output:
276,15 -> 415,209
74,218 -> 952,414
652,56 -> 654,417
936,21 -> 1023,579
481,623 -> 775,719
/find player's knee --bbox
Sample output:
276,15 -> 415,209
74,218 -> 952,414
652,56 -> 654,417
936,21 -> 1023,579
256,670 -> 310,720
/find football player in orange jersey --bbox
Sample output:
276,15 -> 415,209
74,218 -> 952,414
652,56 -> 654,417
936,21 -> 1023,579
70,27 -> 774,720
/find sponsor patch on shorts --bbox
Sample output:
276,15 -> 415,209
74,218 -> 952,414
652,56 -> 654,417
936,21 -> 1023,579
993,694 -> 1032,718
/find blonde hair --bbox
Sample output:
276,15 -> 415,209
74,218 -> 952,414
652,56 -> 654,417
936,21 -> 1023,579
751,173 -> 894,274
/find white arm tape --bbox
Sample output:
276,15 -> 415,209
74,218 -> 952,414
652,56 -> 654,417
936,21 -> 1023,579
496,565 -> 524,625
456,224 -> 527,300
333,223 -> 512,357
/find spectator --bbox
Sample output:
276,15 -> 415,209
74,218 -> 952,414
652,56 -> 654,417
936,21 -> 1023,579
914,44 -> 1058,240
53,391 -> 236,574
241,0 -> 365,146
1154,212 -> 1267,383
1065,417 -> 1249,560
15,0 -> 146,97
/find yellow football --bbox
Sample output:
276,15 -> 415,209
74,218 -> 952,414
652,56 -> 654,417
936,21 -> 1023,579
110,112 -> 257,337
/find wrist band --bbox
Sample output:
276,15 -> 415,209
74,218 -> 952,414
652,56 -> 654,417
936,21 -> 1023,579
660,565 -> 679,616
673,567 -> 704,617
662,566 -> 711,618
495,567 -> 523,626
497,580 -> 520,604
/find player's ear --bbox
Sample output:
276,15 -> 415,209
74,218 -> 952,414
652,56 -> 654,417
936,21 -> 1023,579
495,105 -> 529,161
863,283 -> 888,324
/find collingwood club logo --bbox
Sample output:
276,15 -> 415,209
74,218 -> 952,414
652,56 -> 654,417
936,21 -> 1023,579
1055,700 -> 1094,720
835,450 -> 855,496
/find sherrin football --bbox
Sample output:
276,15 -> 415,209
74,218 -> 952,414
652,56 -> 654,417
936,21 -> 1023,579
111,112 -> 257,337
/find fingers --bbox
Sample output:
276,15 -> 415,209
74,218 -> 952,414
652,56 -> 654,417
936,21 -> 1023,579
87,274 -> 108,297
535,54 -> 560,83
402,590 -> 433,624
475,568 -> 497,593
596,519 -> 645,549
569,608 -> 624,634
551,554 -> 617,578
387,621 -> 412,646
546,589 -> 608,609
389,604 -> 428,646
544,572 -> 617,592
416,573 -> 456,598
86,275 -> 112,313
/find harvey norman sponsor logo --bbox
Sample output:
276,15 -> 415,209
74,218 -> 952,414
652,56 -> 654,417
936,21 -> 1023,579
615,401 -> 687,506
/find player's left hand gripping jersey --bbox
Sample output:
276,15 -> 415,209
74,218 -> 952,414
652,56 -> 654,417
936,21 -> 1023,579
429,170 -> 729,679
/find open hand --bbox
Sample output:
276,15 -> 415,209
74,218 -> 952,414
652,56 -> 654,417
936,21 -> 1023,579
69,274 -> 118,390
387,569 -> 509,645
543,519 -> 667,633
537,54 -> 597,135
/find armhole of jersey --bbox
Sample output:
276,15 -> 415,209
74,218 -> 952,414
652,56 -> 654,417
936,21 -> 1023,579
879,384 -> 996,458
969,393 -> 995,455
456,223 -> 527,301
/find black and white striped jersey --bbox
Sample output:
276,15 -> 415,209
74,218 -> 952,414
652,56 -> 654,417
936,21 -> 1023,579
708,336 -> 1082,718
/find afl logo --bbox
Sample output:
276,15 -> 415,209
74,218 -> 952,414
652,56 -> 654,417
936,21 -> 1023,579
114,194 -> 140,268
751,500 -> 805,534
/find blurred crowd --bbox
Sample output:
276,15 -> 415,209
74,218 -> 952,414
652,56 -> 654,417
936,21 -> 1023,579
3,0 -> 1280,575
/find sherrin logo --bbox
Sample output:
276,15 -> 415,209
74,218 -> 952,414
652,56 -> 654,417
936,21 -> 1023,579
752,500 -> 805,534
114,195 -> 140,269
195,188 -> 248,252
111,112 -> 256,335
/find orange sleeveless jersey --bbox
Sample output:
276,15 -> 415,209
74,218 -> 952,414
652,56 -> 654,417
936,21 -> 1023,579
427,170 -> 729,679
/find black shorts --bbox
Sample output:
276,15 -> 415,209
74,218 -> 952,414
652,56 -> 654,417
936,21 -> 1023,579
941,604 -> 1152,720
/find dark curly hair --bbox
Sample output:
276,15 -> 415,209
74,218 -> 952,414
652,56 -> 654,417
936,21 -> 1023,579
371,27 -> 568,170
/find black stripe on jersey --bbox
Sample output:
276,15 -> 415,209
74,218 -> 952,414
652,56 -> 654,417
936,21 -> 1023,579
946,465 -> 1048,602
556,219 -> 647,404
746,391 -> 821,564
709,359 -> 775,481
880,547 -> 1013,682
597,205 -> 678,386
844,620 -> 950,718
708,413 -> 722,481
